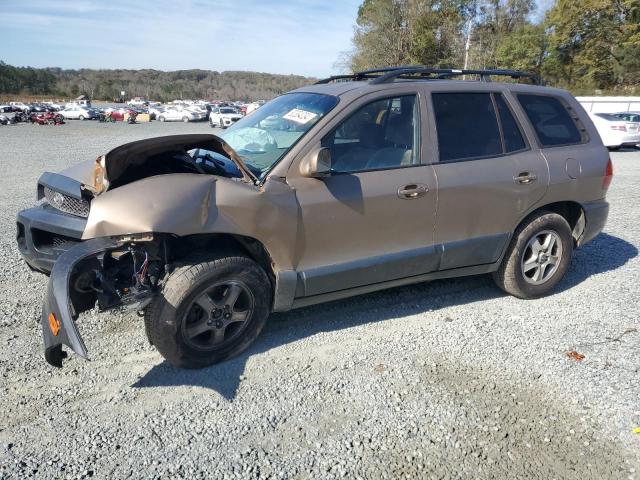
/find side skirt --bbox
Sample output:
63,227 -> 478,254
289,262 -> 499,310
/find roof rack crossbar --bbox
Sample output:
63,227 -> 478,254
315,66 -> 540,85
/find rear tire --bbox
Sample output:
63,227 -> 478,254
492,212 -> 573,299
182,116 -> 189,123
158,116 -> 165,122
145,253 -> 271,369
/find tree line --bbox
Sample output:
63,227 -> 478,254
346,0 -> 640,93
0,61 -> 314,101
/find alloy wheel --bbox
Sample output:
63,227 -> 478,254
520,230 -> 563,285
181,281 -> 255,350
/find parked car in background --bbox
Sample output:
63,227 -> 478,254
128,97 -> 149,107
209,107 -> 243,128
148,105 -> 166,120
0,103 -> 12,112
104,108 -> 137,122
9,102 -> 30,112
186,105 -> 208,120
31,111 -> 65,125
42,101 -> 63,111
29,104 -> 48,113
245,102 -> 261,115
58,106 -> 96,120
156,107 -> 199,122
589,113 -> 640,149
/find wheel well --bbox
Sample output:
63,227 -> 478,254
527,201 -> 585,244
168,233 -> 276,287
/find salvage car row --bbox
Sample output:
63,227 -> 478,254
0,100 -> 261,126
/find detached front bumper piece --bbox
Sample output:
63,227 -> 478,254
42,236 -> 163,368
42,237 -> 122,367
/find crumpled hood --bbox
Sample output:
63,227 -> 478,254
56,134 -> 255,193
58,158 -> 96,188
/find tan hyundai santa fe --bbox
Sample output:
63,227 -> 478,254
16,67 -> 612,368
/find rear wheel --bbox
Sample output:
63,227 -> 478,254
145,253 -> 271,369
492,212 -> 573,299
182,116 -> 189,123
158,116 -> 165,122
78,115 -> 85,121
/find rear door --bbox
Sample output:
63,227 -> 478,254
428,90 -> 549,270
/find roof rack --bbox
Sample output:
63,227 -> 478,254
315,66 -> 540,85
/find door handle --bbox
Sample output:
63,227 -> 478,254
398,183 -> 428,199
514,172 -> 538,184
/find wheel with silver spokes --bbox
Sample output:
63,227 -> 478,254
145,253 -> 271,369
520,230 -> 563,285
182,281 -> 255,350
493,212 -> 573,299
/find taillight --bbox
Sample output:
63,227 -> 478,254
603,158 -> 613,190
611,125 -> 627,132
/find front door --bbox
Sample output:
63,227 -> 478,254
289,93 -> 438,297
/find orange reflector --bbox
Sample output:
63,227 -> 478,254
48,313 -> 60,336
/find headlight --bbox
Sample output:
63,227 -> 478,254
93,155 -> 109,193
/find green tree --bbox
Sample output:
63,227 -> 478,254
545,0 -> 640,90
495,24 -> 547,75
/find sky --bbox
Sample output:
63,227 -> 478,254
0,0 -> 554,77
0,0 -> 361,77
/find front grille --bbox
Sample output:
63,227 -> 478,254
44,186 -> 90,218
32,228 -> 81,252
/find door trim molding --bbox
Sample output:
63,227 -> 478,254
295,233 -> 510,298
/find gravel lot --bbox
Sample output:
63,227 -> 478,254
0,120 -> 639,479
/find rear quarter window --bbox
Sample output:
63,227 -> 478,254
517,94 -> 587,147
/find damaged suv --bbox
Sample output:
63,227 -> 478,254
17,67 -> 612,369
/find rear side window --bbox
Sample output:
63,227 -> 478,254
495,94 -> 526,152
432,93 -> 502,161
517,94 -> 585,146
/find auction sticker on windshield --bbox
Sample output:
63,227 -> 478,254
283,108 -> 318,124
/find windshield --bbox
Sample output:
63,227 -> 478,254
219,92 -> 338,178
220,108 -> 236,114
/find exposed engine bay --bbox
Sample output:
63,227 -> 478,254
70,237 -> 167,315
96,134 -> 258,193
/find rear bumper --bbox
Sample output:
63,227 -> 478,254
579,200 -> 609,246
16,205 -> 86,273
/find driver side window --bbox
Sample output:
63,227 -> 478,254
322,95 -> 420,173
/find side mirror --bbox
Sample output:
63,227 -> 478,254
299,147 -> 332,178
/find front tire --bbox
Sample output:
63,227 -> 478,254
145,253 -> 271,369
158,116 -> 165,122
182,116 -> 189,123
492,212 -> 573,299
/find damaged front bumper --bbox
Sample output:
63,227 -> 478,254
42,237 -> 161,368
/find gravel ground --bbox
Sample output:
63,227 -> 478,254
0,120 -> 638,479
